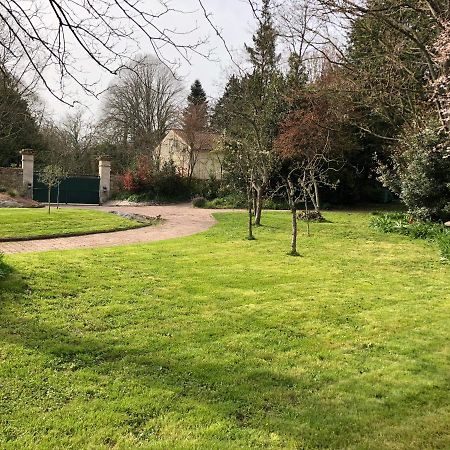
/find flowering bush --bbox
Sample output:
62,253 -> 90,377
378,120 -> 450,221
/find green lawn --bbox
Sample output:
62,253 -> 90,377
0,208 -> 144,240
1,212 -> 449,449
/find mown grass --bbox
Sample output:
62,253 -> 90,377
1,212 -> 449,449
370,212 -> 450,263
0,208 -> 144,240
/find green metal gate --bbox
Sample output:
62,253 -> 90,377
33,175 -> 100,205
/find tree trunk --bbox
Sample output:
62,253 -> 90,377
313,178 -> 320,212
47,187 -> 51,214
254,188 -> 263,226
247,188 -> 255,240
57,183 -> 60,209
305,198 -> 310,237
290,207 -> 299,256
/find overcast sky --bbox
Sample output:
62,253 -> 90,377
40,0 -> 256,121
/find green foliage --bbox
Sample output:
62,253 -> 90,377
213,1 -> 283,209
245,0 -> 279,70
262,197 -> 289,210
370,213 -> 450,263
192,196 -> 207,208
121,159 -> 192,202
205,195 -> 247,209
347,0 -> 434,136
342,0 -> 438,205
120,156 -> 224,203
0,71 -> 42,167
38,165 -> 67,189
187,79 -> 207,105
378,121 -> 450,221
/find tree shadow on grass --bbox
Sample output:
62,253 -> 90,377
0,281 -> 311,445
0,274 -> 446,449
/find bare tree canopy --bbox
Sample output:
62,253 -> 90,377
0,0 -> 211,103
102,55 -> 183,168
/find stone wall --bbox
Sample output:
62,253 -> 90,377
0,167 -> 23,192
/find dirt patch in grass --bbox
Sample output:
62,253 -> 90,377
0,193 -> 42,208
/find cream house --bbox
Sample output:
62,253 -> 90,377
157,129 -> 223,180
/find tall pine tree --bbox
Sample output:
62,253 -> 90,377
187,79 -> 207,106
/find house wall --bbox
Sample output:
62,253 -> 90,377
159,130 -> 222,180
192,152 -> 223,180
0,167 -> 23,192
159,130 -> 189,175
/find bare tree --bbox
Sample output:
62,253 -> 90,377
103,55 -> 183,168
222,137 -> 258,240
0,1 -> 214,103
182,80 -> 209,180
38,108 -> 99,174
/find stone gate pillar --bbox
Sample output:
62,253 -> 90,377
21,149 -> 34,198
98,156 -> 111,204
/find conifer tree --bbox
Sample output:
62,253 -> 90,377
187,79 -> 207,106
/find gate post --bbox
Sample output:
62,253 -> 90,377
21,149 -> 34,198
98,156 -> 111,205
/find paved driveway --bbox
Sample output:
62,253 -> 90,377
0,204 -> 220,254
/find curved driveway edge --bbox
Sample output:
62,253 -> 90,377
0,205 -> 218,254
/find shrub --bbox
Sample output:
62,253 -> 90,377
192,196 -> 207,208
190,178 -> 222,200
122,171 -> 137,192
263,198 -> 290,210
119,159 -> 192,202
0,186 -> 7,193
437,234 -> 450,262
206,195 -> 247,209
378,120 -> 450,221
370,213 -> 450,263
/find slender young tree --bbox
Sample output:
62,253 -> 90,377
216,0 -> 282,229
39,165 -> 67,213
245,0 -> 282,226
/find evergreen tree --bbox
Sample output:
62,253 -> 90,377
0,69 -> 41,167
187,79 -> 207,106
245,0 -> 278,69
211,75 -> 240,132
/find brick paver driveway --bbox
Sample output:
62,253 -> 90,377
0,204 -> 219,254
